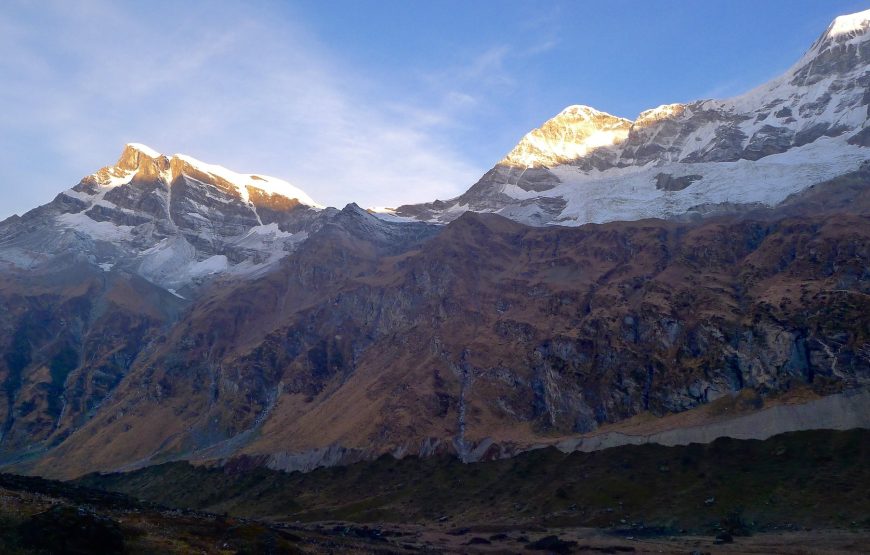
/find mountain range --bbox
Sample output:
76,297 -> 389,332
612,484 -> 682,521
395,10 -> 870,225
0,9 -> 868,479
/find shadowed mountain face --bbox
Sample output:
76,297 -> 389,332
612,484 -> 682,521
0,263 -> 186,460
396,11 -> 870,226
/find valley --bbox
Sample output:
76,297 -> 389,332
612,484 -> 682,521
0,7 -> 868,554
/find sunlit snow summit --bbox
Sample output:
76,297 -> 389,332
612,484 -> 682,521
395,9 -> 870,225
0,145 -> 327,294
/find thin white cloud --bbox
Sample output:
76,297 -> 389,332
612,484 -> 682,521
0,0 -> 572,217
0,0 -> 496,215
524,40 -> 559,57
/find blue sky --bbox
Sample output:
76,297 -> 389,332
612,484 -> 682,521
0,0 -> 866,218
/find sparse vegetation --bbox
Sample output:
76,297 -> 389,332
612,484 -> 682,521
80,429 -> 870,532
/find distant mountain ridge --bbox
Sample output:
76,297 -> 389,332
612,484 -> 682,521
0,144 -> 328,293
2,12 -> 868,294
395,9 -> 870,225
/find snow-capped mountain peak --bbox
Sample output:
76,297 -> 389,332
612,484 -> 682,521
126,142 -> 162,159
826,8 -> 870,39
556,104 -> 620,119
789,8 -> 869,83
501,104 -> 632,168
635,103 -> 687,126
107,144 -> 321,208
0,144 -> 329,292
170,154 -> 322,208
396,8 -> 870,227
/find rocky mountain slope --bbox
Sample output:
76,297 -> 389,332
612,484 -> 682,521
0,263 -> 186,459
396,9 -> 870,225
0,10 -> 868,480
4,163 -> 867,479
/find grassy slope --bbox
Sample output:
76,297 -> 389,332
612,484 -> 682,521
80,429 -> 870,533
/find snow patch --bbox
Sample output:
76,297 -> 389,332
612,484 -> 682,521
243,222 -> 293,237
827,9 -> 870,38
126,143 -> 162,159
94,168 -> 137,188
523,139 -> 867,226
187,255 -> 229,277
368,207 -> 418,223
558,105 -> 624,119
173,153 -> 321,208
55,212 -> 133,242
